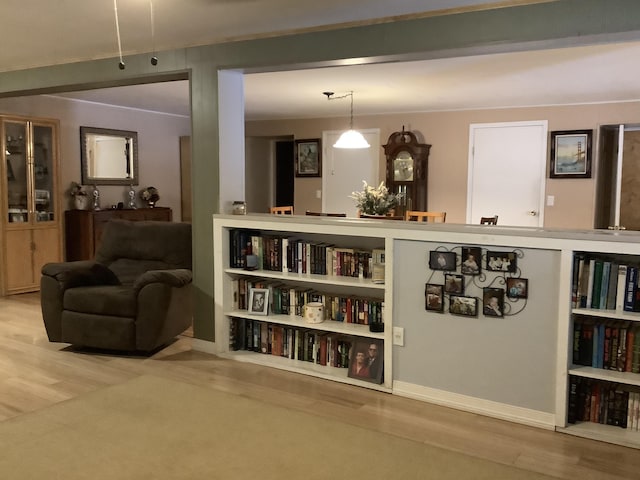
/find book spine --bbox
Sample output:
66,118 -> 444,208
624,266 -> 638,312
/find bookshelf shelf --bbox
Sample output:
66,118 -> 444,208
217,350 -> 392,392
572,308 -> 640,322
225,267 -> 386,290
557,422 -> 640,449
569,365 -> 640,387
214,216 -> 392,390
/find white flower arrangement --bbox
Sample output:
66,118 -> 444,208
350,180 -> 403,216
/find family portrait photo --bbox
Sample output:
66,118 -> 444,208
429,251 -> 457,271
348,339 -> 384,384
425,283 -> 444,312
461,247 -> 481,275
483,288 -> 504,317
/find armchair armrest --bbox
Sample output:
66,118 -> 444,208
133,268 -> 192,292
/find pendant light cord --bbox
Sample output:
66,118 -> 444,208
113,0 -> 125,68
349,91 -> 354,129
149,0 -> 157,63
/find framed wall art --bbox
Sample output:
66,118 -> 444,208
448,295 -> 478,317
549,130 -> 592,179
295,138 -> 321,177
425,283 -> 444,312
429,251 -> 456,271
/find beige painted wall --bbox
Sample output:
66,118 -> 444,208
0,95 -> 190,220
246,101 -> 640,228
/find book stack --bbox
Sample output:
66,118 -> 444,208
572,255 -> 627,310
567,376 -> 640,430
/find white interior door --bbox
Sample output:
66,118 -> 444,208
322,129 -> 380,217
467,121 -> 547,227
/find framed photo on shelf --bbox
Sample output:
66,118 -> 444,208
444,274 -> 464,294
429,251 -> 456,271
486,251 -> 517,273
461,246 -> 481,275
248,288 -> 269,315
425,283 -> 444,312
348,338 -> 384,384
294,138 -> 321,177
549,130 -> 592,179
448,295 -> 478,317
507,278 -> 528,299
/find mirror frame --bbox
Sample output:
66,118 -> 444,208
80,126 -> 139,186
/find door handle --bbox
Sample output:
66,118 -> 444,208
528,211 -> 537,216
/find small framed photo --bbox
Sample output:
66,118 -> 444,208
549,130 -> 592,179
295,138 -> 321,177
449,295 -> 478,317
429,251 -> 457,271
486,251 -> 517,273
461,246 -> 481,275
348,338 -> 384,384
444,274 -> 464,294
507,278 -> 528,299
248,288 -> 269,315
425,283 -> 444,312
483,288 -> 504,317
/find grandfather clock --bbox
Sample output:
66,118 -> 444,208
383,127 -> 431,217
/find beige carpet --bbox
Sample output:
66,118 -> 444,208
0,375 -> 554,479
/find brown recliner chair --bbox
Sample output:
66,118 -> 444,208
41,219 -> 193,352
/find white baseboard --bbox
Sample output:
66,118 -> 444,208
191,338 -> 217,354
393,380 -> 556,430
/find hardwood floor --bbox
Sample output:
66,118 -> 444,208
2,292 -> 639,479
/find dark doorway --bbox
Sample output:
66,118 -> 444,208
275,140 -> 294,207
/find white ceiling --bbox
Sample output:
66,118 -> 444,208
10,0 -> 640,119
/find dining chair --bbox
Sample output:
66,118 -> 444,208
405,211 -> 446,223
305,211 -> 347,217
480,215 -> 499,225
269,206 -> 294,215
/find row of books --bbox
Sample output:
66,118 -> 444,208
229,229 -> 384,279
573,318 -> 640,373
572,255 -> 624,310
571,255 -> 640,312
229,318 -> 353,367
233,277 -> 384,326
568,376 -> 640,430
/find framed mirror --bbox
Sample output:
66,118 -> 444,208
80,126 -> 138,185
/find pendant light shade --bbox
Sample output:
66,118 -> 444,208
333,129 -> 370,148
323,90 -> 370,149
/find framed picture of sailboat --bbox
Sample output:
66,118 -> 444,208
549,130 -> 592,178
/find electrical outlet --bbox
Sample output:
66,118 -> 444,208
393,326 -> 404,346
316,189 -> 322,199
547,195 -> 555,206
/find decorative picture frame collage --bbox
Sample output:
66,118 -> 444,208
425,246 -> 528,318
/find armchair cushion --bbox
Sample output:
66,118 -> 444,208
61,263 -> 121,289
64,285 -> 137,317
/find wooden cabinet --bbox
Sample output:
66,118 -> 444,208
64,207 -> 172,261
1,115 -> 61,295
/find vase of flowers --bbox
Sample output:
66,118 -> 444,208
350,180 -> 403,216
69,181 -> 89,210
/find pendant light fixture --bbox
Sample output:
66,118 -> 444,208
323,91 -> 370,149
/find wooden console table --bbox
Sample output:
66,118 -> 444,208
64,207 -> 172,261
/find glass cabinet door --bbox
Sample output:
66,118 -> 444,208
32,123 -> 55,223
5,121 -> 28,224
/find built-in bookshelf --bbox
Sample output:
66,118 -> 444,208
213,216 -> 392,391
560,251 -> 640,447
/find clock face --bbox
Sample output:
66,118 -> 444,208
393,152 -> 414,181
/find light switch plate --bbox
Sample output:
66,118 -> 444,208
393,326 -> 404,346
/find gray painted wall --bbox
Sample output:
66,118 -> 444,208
393,240 -> 559,412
